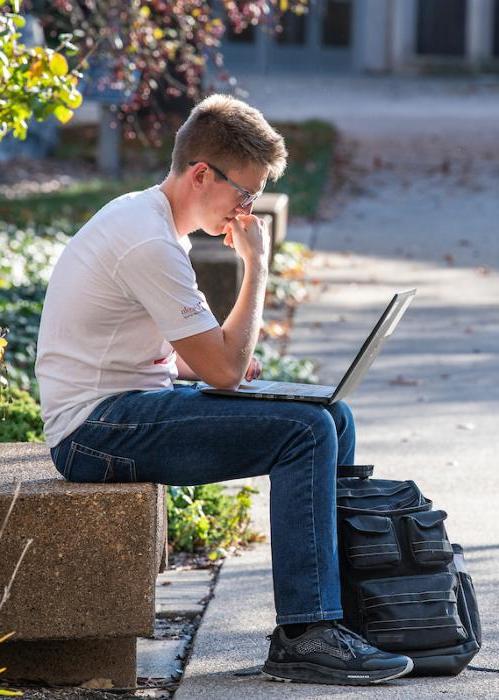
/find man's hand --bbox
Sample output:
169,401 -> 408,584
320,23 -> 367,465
223,214 -> 270,266
244,355 -> 262,382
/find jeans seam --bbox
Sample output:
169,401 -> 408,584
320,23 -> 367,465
63,442 -> 76,479
306,424 -> 324,619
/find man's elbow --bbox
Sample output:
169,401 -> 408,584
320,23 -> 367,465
208,368 -> 243,391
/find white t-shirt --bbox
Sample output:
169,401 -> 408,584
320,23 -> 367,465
35,185 -> 219,448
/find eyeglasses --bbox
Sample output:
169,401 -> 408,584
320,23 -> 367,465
188,160 -> 265,208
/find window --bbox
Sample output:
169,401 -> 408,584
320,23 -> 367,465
416,0 -> 467,56
494,0 -> 499,56
322,0 -> 352,47
276,10 -> 307,45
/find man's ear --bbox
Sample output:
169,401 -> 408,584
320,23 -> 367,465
191,163 -> 209,191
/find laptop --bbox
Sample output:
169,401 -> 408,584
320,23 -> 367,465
199,289 -> 417,405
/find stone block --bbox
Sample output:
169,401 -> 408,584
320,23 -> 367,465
190,216 -> 273,324
0,637 -> 136,688
190,236 -> 243,324
0,443 -> 166,641
252,193 -> 289,257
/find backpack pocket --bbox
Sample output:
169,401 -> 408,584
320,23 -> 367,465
359,572 -> 468,651
337,479 -> 424,511
404,510 -> 454,566
343,515 -> 401,570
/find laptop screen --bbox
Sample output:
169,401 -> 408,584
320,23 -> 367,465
331,289 -> 416,403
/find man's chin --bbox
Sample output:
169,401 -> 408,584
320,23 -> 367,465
202,219 -> 232,236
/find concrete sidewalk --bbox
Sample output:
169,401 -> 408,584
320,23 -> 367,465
176,250 -> 499,699
175,76 -> 499,698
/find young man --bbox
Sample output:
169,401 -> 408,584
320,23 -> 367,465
35,95 -> 413,685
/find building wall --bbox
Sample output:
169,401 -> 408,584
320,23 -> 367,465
219,0 -> 499,74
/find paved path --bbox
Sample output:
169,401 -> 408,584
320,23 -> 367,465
176,75 -> 499,699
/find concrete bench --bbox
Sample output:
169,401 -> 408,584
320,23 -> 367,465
0,442 -> 167,688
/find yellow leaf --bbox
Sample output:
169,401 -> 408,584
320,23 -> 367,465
0,690 -> 24,696
65,90 -> 82,108
49,52 -> 68,76
53,105 -> 73,124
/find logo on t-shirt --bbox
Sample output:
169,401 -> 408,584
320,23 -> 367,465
180,301 -> 205,320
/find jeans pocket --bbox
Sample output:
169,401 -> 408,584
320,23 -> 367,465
63,441 -> 137,483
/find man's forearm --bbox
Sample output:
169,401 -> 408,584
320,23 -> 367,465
220,259 -> 268,384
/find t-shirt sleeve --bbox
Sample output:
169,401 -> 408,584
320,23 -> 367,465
113,237 -> 219,342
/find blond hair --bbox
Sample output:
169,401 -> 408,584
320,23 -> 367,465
171,94 -> 287,182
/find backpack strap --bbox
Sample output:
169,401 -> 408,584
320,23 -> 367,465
337,464 -> 374,480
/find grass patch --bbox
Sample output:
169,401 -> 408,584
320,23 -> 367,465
0,120 -> 336,226
0,177 -> 153,231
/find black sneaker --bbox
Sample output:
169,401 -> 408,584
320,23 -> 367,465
262,621 -> 414,685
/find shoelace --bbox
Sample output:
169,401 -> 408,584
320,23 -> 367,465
266,621 -> 373,658
327,622 -> 373,658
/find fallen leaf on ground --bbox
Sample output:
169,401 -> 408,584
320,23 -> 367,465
389,375 -> 421,386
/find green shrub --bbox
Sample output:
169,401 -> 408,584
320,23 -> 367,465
166,483 -> 257,559
0,223 -> 71,395
255,342 -> 318,384
0,387 -> 44,442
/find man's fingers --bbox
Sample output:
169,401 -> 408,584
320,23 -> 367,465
245,356 -> 262,381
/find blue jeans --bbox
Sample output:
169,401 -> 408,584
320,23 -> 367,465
50,385 -> 356,625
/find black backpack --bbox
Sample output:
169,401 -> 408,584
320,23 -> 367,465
336,465 -> 481,676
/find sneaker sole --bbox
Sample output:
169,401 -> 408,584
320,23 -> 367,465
262,657 -> 414,686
